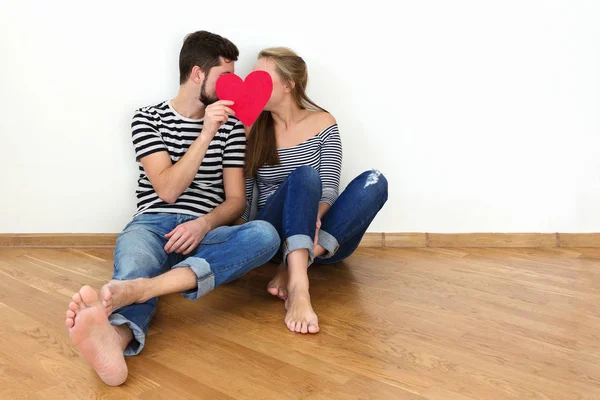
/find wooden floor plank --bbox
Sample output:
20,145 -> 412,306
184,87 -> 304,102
0,247 -> 598,399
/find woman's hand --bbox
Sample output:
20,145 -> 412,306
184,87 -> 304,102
314,216 -> 322,249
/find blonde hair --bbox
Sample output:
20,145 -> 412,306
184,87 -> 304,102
258,47 -> 324,111
245,47 -> 328,177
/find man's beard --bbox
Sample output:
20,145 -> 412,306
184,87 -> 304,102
199,80 -> 218,106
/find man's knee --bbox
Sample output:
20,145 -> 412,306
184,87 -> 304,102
245,220 -> 281,251
114,226 -> 166,279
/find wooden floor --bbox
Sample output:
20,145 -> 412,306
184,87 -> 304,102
0,247 -> 599,399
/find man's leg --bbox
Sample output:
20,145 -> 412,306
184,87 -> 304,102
96,220 -> 280,310
101,264 -> 197,307
173,220 -> 280,299
65,286 -> 132,386
65,214 -> 175,386
103,215 -> 176,354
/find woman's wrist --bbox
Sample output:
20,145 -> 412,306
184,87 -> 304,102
318,202 -> 330,219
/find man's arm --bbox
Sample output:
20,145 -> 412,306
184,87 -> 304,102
235,176 -> 255,225
204,167 -> 246,229
164,119 -> 248,255
163,167 -> 246,255
140,137 -> 211,204
139,100 -> 235,204
204,119 -> 248,228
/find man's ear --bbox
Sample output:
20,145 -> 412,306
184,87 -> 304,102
190,66 -> 205,84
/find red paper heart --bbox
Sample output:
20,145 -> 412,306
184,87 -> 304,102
215,70 -> 273,126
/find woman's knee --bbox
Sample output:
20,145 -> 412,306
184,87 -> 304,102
284,166 -> 322,200
358,169 -> 388,202
289,166 -> 321,187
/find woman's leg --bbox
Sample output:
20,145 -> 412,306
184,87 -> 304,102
254,166 -> 322,334
255,165 -> 321,265
270,169 -> 388,298
315,169 -> 389,264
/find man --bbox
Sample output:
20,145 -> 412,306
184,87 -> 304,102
64,30 -> 280,386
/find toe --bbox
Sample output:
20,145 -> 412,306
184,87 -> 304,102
267,286 -> 279,296
66,309 -> 75,319
79,285 -> 99,306
72,292 -> 85,308
278,289 -> 288,300
100,284 -> 112,303
69,301 -> 79,312
308,323 -> 320,334
287,321 -> 296,332
300,321 -> 308,334
66,317 -> 74,328
294,322 -> 302,333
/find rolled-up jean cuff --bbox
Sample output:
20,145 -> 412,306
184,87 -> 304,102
284,234 -> 315,266
317,229 -> 339,259
109,313 -> 146,356
172,257 -> 215,300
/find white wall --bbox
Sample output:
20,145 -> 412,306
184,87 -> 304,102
1,0 -> 599,233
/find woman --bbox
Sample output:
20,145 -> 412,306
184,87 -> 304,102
241,47 -> 388,334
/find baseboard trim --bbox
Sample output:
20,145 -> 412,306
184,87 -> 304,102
0,234 -> 118,248
359,232 -> 600,248
0,232 -> 599,249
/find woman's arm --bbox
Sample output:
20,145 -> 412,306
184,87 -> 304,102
318,202 -> 330,220
319,122 -> 343,217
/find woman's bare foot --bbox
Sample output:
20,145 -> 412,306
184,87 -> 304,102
65,285 -> 128,386
100,279 -> 146,316
267,265 -> 288,300
285,285 -> 320,334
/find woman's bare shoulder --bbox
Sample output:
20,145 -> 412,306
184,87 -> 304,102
307,110 -> 337,132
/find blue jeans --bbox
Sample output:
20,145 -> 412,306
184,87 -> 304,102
254,166 -> 388,265
108,214 -> 279,356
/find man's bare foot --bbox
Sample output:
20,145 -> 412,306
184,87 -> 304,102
267,265 -> 288,300
100,279 -> 146,316
285,286 -> 320,334
65,285 -> 128,386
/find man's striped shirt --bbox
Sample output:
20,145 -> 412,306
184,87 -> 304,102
131,100 -> 246,218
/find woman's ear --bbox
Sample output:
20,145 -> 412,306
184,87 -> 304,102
284,80 -> 296,93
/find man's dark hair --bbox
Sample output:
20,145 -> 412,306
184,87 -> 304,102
179,30 -> 239,85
